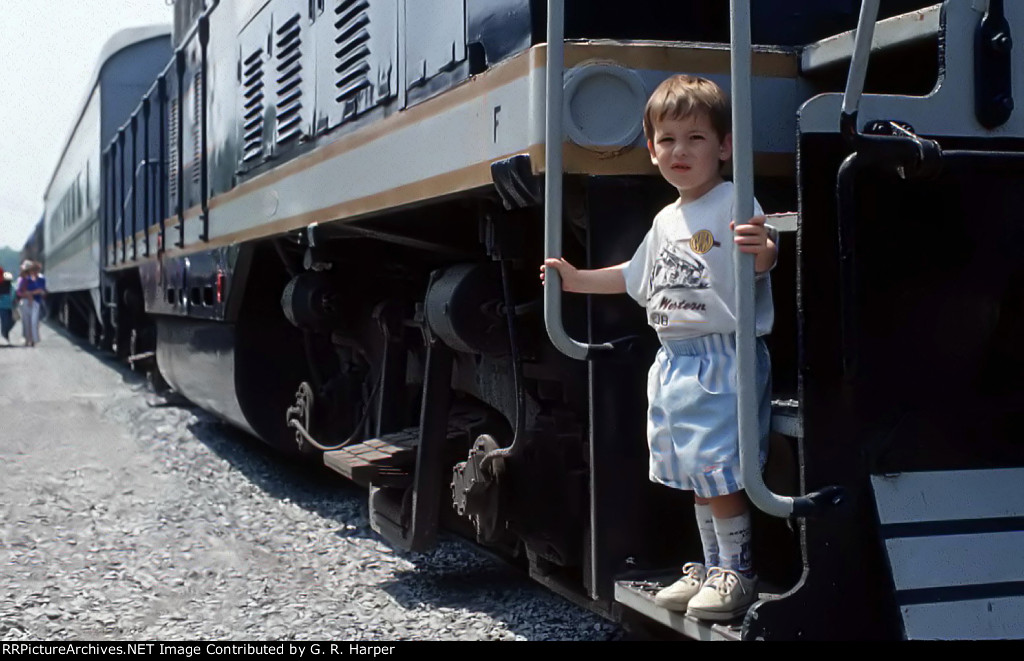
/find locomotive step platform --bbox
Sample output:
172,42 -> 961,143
769,398 -> 801,438
322,428 -> 419,488
322,412 -> 489,489
615,572 -> 779,641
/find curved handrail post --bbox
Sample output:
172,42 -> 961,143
730,0 -> 795,519
732,0 -> 847,519
542,0 -> 612,361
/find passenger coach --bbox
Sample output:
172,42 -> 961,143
44,26 -> 171,341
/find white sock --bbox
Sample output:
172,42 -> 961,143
695,503 -> 719,567
714,511 -> 754,577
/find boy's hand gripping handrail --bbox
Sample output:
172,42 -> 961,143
730,0 -> 845,519
543,0 -> 613,360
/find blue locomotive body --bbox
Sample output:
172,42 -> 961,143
44,0 -> 1024,640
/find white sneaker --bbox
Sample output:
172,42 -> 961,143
654,562 -> 707,611
686,568 -> 758,621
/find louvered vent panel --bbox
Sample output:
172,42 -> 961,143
334,0 -> 372,114
168,98 -> 179,204
274,13 -> 304,145
241,47 -> 266,163
192,71 -> 203,185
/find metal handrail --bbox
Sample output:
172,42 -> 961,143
542,0 -> 612,360
841,0 -> 881,138
120,159 -> 160,212
732,0 -> 844,518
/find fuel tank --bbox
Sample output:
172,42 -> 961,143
156,310 -> 311,455
156,317 -> 254,437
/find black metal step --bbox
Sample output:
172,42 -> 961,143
614,574 -> 743,640
770,397 -> 801,438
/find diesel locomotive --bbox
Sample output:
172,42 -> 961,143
41,0 -> 1024,640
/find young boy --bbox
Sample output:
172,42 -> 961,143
541,75 -> 776,620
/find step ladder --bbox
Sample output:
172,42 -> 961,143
871,467 -> 1024,639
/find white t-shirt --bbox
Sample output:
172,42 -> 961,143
622,181 -> 774,341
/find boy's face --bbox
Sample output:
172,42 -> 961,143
647,112 -> 731,202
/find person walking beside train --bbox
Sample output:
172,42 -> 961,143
34,263 -> 48,321
16,260 -> 46,347
0,268 -> 14,343
541,75 -> 777,621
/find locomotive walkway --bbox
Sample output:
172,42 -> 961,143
0,322 -> 621,640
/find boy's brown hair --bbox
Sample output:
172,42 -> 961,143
643,75 -> 731,142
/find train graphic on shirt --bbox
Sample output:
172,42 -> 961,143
649,241 -> 712,295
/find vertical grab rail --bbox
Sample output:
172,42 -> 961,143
199,14 -> 210,243
837,0 -> 881,377
543,0 -> 612,360
841,0 -> 881,137
731,0 -> 844,518
142,98 -> 151,259
130,116 -> 139,262
101,147 -> 110,269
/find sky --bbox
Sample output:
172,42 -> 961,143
0,0 -> 174,250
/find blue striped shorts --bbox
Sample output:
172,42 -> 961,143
646,333 -> 771,497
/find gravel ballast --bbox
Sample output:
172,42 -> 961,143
0,324 -> 623,640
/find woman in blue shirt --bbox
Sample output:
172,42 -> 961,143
15,261 -> 45,347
